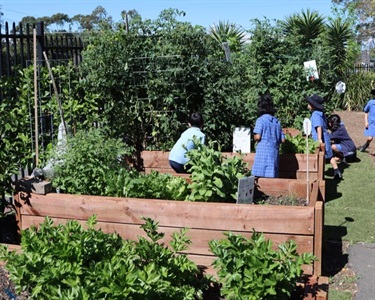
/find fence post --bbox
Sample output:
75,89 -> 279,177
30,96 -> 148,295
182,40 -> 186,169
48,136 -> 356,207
36,22 -> 44,63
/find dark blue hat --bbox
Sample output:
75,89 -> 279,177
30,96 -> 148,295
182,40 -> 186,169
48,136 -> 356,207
306,94 -> 324,111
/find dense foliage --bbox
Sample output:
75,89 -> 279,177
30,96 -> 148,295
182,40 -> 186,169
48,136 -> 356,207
209,231 -> 316,300
0,216 -> 206,299
0,75 -> 32,202
47,128 -> 249,202
280,134 -> 320,154
47,127 -> 133,195
0,216 -> 315,299
186,139 -> 250,202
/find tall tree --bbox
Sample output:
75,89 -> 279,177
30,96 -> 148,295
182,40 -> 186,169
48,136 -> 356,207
332,0 -> 375,41
280,9 -> 325,48
72,6 -> 113,31
209,21 -> 246,52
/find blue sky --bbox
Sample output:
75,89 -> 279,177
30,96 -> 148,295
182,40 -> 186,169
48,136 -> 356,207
2,0 -> 335,30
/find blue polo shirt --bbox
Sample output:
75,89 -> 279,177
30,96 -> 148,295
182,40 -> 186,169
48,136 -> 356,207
310,110 -> 333,158
169,127 -> 205,165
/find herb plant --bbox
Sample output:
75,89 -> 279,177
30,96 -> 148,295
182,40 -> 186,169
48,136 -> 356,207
209,231 -> 316,300
280,134 -> 319,154
105,169 -> 190,200
186,138 -> 250,202
46,127 -> 133,195
0,216 -> 206,299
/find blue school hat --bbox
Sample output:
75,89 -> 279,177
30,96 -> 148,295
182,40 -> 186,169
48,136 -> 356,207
306,94 -> 324,111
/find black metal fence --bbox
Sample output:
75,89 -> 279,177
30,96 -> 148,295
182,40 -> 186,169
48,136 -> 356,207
0,21 -> 84,77
352,63 -> 375,73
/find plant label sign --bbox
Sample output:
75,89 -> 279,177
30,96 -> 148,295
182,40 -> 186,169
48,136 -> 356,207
303,118 -> 312,136
233,127 -> 251,153
303,60 -> 319,81
236,176 -> 255,204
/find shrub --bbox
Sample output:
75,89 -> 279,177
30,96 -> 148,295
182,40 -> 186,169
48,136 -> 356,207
0,216 -> 206,300
105,169 -> 190,200
46,127 -> 133,195
209,231 -> 316,300
186,138 -> 250,202
280,134 -> 320,154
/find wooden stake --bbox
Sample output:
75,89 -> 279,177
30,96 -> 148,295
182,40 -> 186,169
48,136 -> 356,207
33,28 -> 39,167
42,51 -> 68,136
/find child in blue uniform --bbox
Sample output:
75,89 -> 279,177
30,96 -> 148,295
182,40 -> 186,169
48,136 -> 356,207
357,89 -> 375,152
306,94 -> 342,180
169,112 -> 205,173
252,94 -> 285,178
327,114 -> 356,163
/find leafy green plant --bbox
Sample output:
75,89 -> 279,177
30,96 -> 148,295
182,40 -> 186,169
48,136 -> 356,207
280,134 -> 319,154
105,168 -> 190,200
46,127 -> 133,195
209,231 -> 316,300
0,216 -> 206,299
0,75 -> 32,200
186,138 -> 250,202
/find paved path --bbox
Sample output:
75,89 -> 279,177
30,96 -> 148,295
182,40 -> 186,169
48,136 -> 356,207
348,243 -> 375,300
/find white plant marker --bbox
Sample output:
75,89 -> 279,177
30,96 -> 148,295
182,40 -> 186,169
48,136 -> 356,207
303,118 -> 312,205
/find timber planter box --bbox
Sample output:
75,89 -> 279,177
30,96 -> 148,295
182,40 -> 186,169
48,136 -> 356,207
15,178 -> 323,276
138,148 -> 325,181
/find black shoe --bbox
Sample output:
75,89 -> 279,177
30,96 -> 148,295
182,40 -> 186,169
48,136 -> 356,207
357,144 -> 368,152
333,172 -> 343,180
357,146 -> 365,152
340,157 -> 348,164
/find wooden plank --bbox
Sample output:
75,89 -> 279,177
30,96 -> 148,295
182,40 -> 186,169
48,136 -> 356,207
20,215 -> 314,256
316,276 -> 329,300
314,201 -> 324,276
140,151 -> 320,175
19,192 -> 315,235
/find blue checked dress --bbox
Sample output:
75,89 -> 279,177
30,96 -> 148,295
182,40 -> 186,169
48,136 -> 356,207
252,114 -> 283,178
364,99 -> 375,137
310,110 -> 333,159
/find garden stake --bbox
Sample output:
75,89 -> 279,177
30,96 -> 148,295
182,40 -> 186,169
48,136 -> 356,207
33,28 -> 39,166
303,118 -> 312,205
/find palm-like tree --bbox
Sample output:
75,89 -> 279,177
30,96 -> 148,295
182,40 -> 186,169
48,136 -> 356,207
209,21 -> 246,52
280,9 -> 325,47
325,17 -> 356,75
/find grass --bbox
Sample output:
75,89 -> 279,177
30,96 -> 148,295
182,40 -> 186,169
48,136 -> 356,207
324,151 -> 375,243
323,151 -> 374,300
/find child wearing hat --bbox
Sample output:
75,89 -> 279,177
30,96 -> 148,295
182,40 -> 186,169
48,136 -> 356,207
357,89 -> 375,152
307,94 -> 342,180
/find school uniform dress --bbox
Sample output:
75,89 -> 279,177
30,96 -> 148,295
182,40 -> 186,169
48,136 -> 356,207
252,114 -> 283,178
329,122 -> 356,157
310,110 -> 333,159
364,99 -> 375,137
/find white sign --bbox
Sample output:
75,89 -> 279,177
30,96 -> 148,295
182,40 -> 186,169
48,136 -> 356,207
335,81 -> 346,94
237,176 -> 255,204
303,60 -> 319,81
303,118 -> 312,136
233,127 -> 251,153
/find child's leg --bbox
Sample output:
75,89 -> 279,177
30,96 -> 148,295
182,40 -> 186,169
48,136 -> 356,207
358,136 -> 373,152
330,157 -> 342,180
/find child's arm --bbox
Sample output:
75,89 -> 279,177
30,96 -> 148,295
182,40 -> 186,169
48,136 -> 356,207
365,112 -> 369,129
316,126 -> 323,144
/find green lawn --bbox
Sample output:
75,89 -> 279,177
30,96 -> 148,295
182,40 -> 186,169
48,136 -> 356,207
325,151 -> 375,243
323,151 -> 374,300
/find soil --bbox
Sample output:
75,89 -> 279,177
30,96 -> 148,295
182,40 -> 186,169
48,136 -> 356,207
0,111 -> 372,299
254,195 -> 308,206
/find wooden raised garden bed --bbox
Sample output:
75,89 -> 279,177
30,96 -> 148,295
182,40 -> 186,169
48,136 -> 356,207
137,148 -> 324,181
14,178 -> 323,277
133,146 -> 326,201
